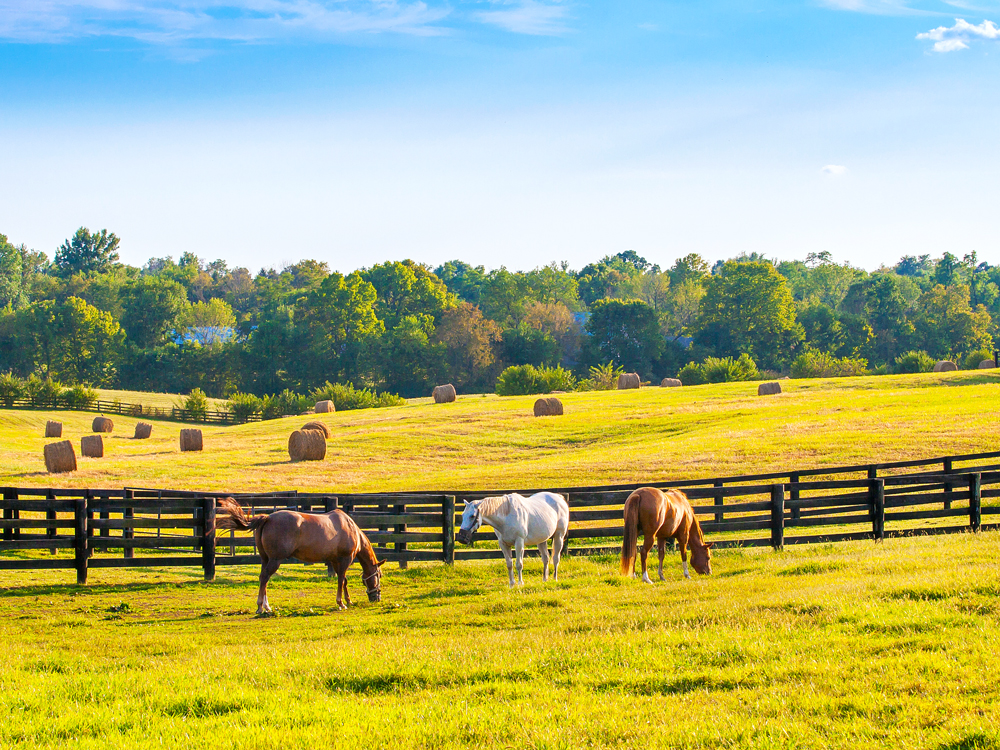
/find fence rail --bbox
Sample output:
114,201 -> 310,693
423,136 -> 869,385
3,398 -> 253,425
2,450 -> 999,583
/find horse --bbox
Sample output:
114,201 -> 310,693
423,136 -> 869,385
215,497 -> 385,614
456,492 -> 569,587
620,487 -> 713,582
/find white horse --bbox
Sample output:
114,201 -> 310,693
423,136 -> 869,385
456,492 -> 570,586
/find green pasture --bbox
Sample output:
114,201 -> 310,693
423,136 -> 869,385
93,389 -> 228,411
3,370 -> 1000,492
0,532 -> 997,749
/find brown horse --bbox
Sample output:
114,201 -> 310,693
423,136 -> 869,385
620,487 -> 713,581
216,498 -> 385,614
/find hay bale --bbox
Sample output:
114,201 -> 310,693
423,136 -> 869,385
92,416 -> 114,433
933,360 -> 957,373
617,373 -> 641,390
43,440 -> 77,474
433,384 -> 457,403
44,421 -> 62,438
179,428 -> 203,452
81,435 -> 104,458
133,422 -> 153,439
660,378 -> 682,387
978,359 -> 996,369
314,400 -> 335,414
288,429 -> 327,461
533,397 -> 564,417
758,382 -> 782,396
301,420 -> 332,438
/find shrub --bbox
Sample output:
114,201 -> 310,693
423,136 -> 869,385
963,349 -> 994,370
791,350 -> 869,379
180,388 -> 209,420
227,392 -> 263,423
309,382 -> 406,411
576,362 -> 625,391
61,385 -> 98,410
495,364 -> 576,396
678,354 -> 759,385
893,350 -> 935,374
261,389 -> 312,420
0,372 -> 24,407
25,374 -> 63,406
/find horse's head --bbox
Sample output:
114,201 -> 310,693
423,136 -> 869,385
363,560 -> 386,602
691,541 -> 714,575
456,500 -> 483,546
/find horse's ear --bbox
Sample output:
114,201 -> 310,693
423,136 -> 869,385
377,559 -> 386,567
705,541 -> 715,549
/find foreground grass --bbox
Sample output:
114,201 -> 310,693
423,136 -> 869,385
3,370 -> 1000,492
0,532 -> 997,749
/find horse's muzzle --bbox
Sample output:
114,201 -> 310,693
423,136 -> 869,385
368,590 -> 381,602
456,528 -> 473,546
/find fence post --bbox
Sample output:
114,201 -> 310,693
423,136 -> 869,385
867,465 -> 877,481
789,472 -> 800,522
713,480 -> 724,524
770,484 -> 784,551
46,489 -> 56,555
395,501 -> 408,570
124,489 -> 134,559
202,496 -> 216,582
193,493 -> 202,553
443,495 -> 455,564
74,496 -> 88,585
1,488 -> 14,541
943,457 -> 953,510
969,473 -> 981,532
86,489 -> 94,558
870,478 -> 885,541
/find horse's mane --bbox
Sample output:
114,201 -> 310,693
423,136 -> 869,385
476,494 -> 513,517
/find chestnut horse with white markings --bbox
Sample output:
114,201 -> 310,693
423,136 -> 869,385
216,497 -> 385,614
620,487 -> 713,582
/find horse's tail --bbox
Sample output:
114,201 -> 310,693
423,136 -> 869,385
215,497 -> 269,533
620,490 -> 641,575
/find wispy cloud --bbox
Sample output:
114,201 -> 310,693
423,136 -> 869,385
917,17 -> 1000,50
473,0 -> 569,36
821,164 -> 848,175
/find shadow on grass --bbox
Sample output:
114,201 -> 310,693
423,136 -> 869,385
937,733 -> 1000,750
595,674 -> 752,695
0,577 -> 217,598
324,668 -> 534,694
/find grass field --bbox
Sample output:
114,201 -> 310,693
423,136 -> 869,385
4,370 -> 1000,493
1,532 -> 997,749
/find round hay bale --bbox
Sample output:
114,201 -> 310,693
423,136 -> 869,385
81,434 -> 104,458
978,359 -> 996,369
433,384 -> 457,403
617,373 -> 641,390
179,428 -> 203,452
660,378 -> 682,388
44,420 -> 62,438
92,416 -> 114,433
533,397 -> 564,417
44,440 -> 77,474
133,422 -> 153,439
288,429 -> 327,461
301,420 -> 332,438
758,382 -> 782,396
314,400 -> 335,414
933,360 -> 957,373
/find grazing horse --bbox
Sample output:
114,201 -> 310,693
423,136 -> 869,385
456,492 -> 569,586
215,498 -> 385,614
620,487 -> 713,582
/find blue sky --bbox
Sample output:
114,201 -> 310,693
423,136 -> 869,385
1,1 -> 998,274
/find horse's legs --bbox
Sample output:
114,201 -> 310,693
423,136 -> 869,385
500,542 -> 515,587
334,559 -> 348,610
514,538 -> 525,586
640,531 -> 656,584
256,558 -> 281,614
657,538 -> 667,582
677,527 -> 691,579
538,541 -> 550,581
551,533 -> 563,581
341,555 -> 354,607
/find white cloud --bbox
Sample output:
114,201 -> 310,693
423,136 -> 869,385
473,1 -> 569,36
821,164 -> 848,175
917,17 -> 1000,51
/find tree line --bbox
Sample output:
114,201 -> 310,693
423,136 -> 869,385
0,229 -> 996,399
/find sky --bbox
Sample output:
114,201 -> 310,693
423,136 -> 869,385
1,1 -> 998,275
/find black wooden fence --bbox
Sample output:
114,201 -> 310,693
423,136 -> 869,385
2,450 -> 998,584
4,398 -> 252,424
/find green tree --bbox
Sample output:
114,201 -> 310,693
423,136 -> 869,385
361,260 -> 454,330
121,275 -> 189,349
0,234 -> 26,310
668,254 -> 709,287
480,267 -> 530,327
524,263 -> 581,310
910,284 -> 993,359
378,314 -> 441,397
933,252 -> 962,287
583,298 -> 664,376
434,260 -> 486,305
576,252 -> 648,307
840,274 -> 914,364
54,227 -> 121,277
432,302 -> 501,390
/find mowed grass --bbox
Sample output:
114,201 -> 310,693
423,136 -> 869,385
93,389 -> 228,410
1,532 -> 998,749
3,370 -> 1000,492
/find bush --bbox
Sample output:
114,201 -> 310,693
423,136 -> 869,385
893,350 -> 935,374
678,354 -> 759,385
227,392 -> 263,423
0,372 -> 24,407
790,350 -> 869,379
495,365 -> 576,396
61,384 -> 98,409
261,389 -> 312,420
24,374 -> 63,406
180,388 -> 209,420
309,382 -> 406,411
963,349 -> 994,370
576,362 -> 625,391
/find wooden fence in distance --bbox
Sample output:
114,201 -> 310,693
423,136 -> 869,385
3,398 -> 253,425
